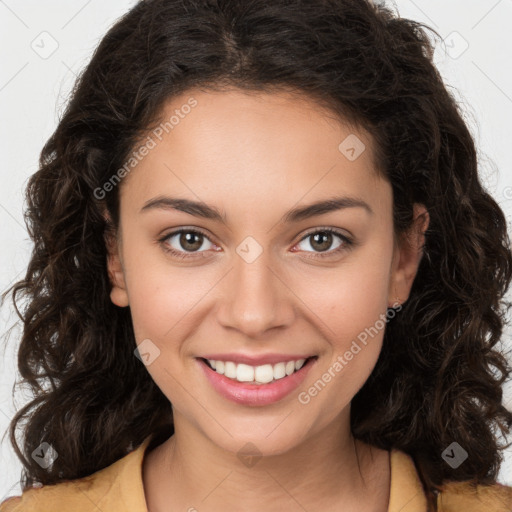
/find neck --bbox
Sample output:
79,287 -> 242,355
142,409 -> 390,512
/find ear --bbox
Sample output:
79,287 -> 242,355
388,203 -> 429,308
103,211 -> 130,308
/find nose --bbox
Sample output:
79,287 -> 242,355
216,248 -> 295,337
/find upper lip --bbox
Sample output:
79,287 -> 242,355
199,353 -> 316,366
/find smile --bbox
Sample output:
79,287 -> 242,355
197,356 -> 318,406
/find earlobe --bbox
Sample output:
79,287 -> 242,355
107,253 -> 130,308
388,204 -> 430,307
104,218 -> 130,308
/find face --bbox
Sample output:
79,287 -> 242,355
106,88 -> 428,457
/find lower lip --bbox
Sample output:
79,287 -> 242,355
197,357 -> 317,406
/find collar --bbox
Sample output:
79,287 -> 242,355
388,448 -> 429,511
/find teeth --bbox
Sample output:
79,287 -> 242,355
285,361 -> 295,375
206,358 -> 308,384
224,361 -> 237,379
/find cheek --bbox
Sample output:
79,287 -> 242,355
127,266 -> 210,344
124,265 -> 209,400
296,255 -> 391,342
120,228 -> 218,338
292,250 -> 391,400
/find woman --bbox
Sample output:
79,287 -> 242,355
2,0 -> 512,510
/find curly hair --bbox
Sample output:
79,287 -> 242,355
2,0 -> 512,510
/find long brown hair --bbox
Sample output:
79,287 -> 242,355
2,1 -> 512,509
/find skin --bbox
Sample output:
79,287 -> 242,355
105,88 -> 429,512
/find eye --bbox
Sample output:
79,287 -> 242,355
293,228 -> 353,258
158,226 -> 354,261
158,228 -> 218,259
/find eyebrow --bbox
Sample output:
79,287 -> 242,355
140,195 -> 374,223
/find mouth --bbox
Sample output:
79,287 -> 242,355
196,355 -> 318,406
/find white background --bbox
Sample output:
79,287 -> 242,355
1,0 -> 512,502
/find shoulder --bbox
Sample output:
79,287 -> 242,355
437,480 -> 512,512
0,480 -> 89,512
389,448 -> 512,512
0,478 -> 97,512
0,497 -> 21,512
0,472 -> 127,512
0,436 -> 152,512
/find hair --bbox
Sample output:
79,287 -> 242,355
2,0 -> 512,509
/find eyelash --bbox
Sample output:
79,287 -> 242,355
157,227 -> 354,260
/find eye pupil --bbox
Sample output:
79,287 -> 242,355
311,232 -> 332,252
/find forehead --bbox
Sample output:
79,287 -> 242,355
119,88 -> 389,217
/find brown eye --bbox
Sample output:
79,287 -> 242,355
295,228 -> 353,257
309,232 -> 334,252
179,231 -> 204,251
161,229 -> 215,255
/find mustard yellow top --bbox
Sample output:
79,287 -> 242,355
2,435 -> 512,511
